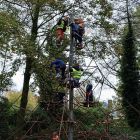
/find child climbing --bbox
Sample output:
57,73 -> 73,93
70,18 -> 85,49
69,63 -> 83,88
85,83 -> 94,103
50,58 -> 66,79
52,16 -> 69,47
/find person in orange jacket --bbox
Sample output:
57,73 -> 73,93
52,16 -> 69,46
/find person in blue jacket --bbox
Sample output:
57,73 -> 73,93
50,58 -> 66,79
86,83 -> 93,103
70,18 -> 85,49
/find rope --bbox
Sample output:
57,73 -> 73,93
58,105 -> 65,139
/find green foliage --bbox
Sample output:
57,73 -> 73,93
0,72 -> 13,92
5,91 -> 38,111
0,11 -> 24,92
129,130 -> 140,139
120,21 -> 140,129
133,6 -> 140,39
0,96 -> 10,139
24,106 -> 64,137
133,6 -> 140,69
1,0 -> 138,138
0,11 -> 22,52
74,106 -> 105,131
0,12 -> 19,34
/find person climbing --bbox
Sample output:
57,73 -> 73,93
85,83 -> 94,103
70,18 -> 85,49
51,132 -> 60,140
52,16 -> 69,47
50,58 -> 66,79
69,63 -> 83,88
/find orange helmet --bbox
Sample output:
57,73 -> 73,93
79,18 -> 84,23
79,23 -> 84,28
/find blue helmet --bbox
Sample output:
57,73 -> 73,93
86,84 -> 93,92
88,84 -> 92,89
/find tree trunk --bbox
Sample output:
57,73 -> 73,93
16,2 -> 40,129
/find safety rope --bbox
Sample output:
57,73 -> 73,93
58,104 -> 65,139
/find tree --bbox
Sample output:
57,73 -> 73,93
1,0 -> 116,137
120,0 -> 140,129
0,11 -> 22,93
133,6 -> 140,69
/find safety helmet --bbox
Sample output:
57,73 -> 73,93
79,18 -> 84,23
79,23 -> 84,28
88,83 -> 93,89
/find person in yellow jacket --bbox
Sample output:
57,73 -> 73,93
69,63 -> 83,88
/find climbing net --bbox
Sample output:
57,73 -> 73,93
5,31 -> 128,140
0,9 -> 127,139
1,0 -> 139,139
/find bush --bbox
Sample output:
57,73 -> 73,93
0,96 -> 10,139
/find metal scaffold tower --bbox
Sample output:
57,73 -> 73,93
68,15 -> 74,140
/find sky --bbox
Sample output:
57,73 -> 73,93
12,71 -> 24,91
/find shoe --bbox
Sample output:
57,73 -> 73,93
56,73 -> 61,78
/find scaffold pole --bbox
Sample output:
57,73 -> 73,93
68,15 -> 74,140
